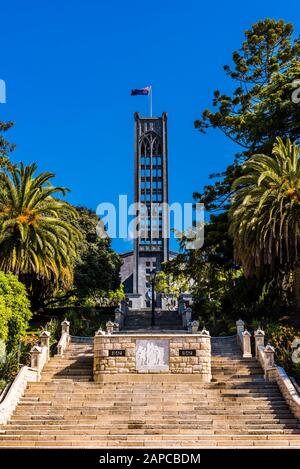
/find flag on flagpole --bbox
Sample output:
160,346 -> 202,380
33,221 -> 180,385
131,86 -> 151,96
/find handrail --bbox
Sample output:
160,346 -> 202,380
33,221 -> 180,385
275,366 -> 300,419
0,322 -> 69,426
0,366 -> 38,425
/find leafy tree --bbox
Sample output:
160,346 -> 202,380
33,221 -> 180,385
93,284 -> 125,307
0,163 -> 82,309
0,271 -> 31,352
194,19 -> 300,212
73,207 -> 122,299
155,270 -> 191,308
0,121 -> 15,169
176,19 -> 300,325
50,207 -> 122,306
193,20 -> 300,275
229,138 -> 300,311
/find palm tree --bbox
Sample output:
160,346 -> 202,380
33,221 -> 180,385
0,163 -> 81,307
229,137 -> 300,310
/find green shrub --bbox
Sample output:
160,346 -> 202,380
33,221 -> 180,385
0,379 -> 6,392
0,271 -> 32,352
0,350 -> 19,385
265,323 -> 300,375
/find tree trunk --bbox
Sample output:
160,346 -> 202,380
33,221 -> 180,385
294,260 -> 300,314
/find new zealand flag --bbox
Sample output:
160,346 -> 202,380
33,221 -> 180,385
131,86 -> 151,96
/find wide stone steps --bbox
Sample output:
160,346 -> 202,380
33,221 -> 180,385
1,338 -> 300,447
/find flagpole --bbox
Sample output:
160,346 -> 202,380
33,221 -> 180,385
150,87 -> 152,117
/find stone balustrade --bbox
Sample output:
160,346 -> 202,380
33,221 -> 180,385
275,366 -> 300,420
57,319 -> 70,356
0,366 -> 38,425
0,327 -> 53,426
94,329 -> 212,383
237,320 -> 300,421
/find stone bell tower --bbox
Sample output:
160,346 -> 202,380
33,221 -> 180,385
131,112 -> 169,307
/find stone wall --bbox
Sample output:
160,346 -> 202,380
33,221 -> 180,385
273,366 -> 300,420
94,332 -> 211,382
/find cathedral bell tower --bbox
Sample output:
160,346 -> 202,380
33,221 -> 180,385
133,112 -> 169,306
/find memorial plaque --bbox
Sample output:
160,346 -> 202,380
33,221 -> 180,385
109,350 -> 125,357
136,340 -> 169,372
179,349 -> 196,357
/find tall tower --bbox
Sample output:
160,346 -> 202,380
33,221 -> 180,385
132,112 -> 169,307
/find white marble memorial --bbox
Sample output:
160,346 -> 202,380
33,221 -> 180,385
136,340 -> 169,372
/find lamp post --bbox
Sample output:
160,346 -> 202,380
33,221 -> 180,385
150,270 -> 156,327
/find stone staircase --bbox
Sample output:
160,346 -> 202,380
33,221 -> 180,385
124,309 -> 182,331
0,336 -> 300,447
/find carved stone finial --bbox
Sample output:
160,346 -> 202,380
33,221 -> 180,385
265,343 -> 275,353
254,327 -> 265,336
191,320 -> 199,334
30,345 -> 42,354
106,321 -> 115,335
200,326 -> 210,336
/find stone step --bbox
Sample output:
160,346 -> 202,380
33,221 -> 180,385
16,403 -> 290,412
20,395 -> 285,403
19,394 -> 286,401
0,441 -> 299,448
3,430 -> 299,441
6,421 -> 300,435
6,420 -> 299,430
0,436 -> 300,448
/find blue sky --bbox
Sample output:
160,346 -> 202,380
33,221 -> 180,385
1,0 -> 299,253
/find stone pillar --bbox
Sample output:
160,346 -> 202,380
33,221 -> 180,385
30,345 -> 42,371
61,319 -> 70,335
236,319 -> 245,336
191,320 -> 199,334
242,330 -> 252,358
121,299 -> 128,317
254,328 -> 265,358
40,330 -> 50,360
199,328 -> 211,382
184,307 -> 192,328
236,319 -> 245,351
106,321 -> 114,335
264,343 -> 275,368
114,307 -> 123,328
264,344 -> 276,381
